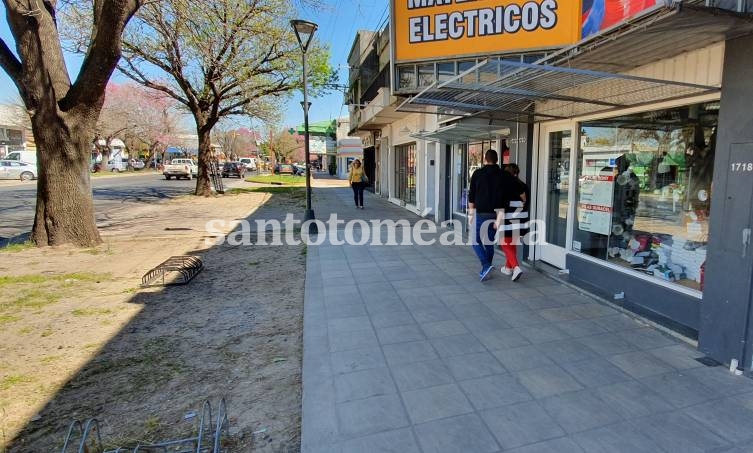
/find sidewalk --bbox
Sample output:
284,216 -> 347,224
301,187 -> 753,453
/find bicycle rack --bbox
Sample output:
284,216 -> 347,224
60,398 -> 230,453
141,256 -> 204,287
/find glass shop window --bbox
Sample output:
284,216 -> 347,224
397,66 -> 416,90
437,62 -> 455,83
574,102 -> 718,292
418,64 -> 435,87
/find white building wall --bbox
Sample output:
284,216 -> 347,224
379,113 -> 439,215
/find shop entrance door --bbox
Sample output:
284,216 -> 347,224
535,123 -> 575,269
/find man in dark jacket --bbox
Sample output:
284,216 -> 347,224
468,149 -> 511,281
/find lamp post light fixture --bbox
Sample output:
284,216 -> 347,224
291,19 -> 318,235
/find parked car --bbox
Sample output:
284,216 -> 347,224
293,164 -> 307,176
0,160 -> 37,180
163,158 -> 198,180
106,158 -> 128,172
222,162 -> 246,178
129,159 -> 145,170
4,150 -> 37,167
274,164 -> 295,175
238,157 -> 257,171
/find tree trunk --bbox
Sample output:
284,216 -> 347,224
195,126 -> 213,196
31,108 -> 102,247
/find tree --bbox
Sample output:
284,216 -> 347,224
96,83 -> 180,166
266,126 -> 302,164
0,0 -> 143,246
214,127 -> 259,161
114,0 -> 335,196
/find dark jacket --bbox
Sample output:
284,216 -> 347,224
469,164 -> 513,214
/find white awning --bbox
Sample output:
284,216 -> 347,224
410,123 -> 511,144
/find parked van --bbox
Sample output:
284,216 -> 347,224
238,157 -> 257,171
5,150 -> 37,166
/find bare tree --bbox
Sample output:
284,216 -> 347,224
113,0 -> 335,195
0,0 -> 143,246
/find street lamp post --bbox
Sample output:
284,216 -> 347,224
291,19 -> 318,235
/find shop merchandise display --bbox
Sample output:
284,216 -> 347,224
575,103 -> 716,292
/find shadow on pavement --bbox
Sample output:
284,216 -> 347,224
5,189 -> 307,452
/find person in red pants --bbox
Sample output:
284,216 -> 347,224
499,164 -> 529,282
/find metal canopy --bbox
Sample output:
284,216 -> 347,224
410,123 -> 511,144
397,4 -> 753,123
400,58 -> 719,123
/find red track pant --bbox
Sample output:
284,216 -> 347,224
500,236 -> 519,269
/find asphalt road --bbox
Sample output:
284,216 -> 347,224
0,172 -> 201,244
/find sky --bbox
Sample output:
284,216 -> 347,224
0,1 -> 388,132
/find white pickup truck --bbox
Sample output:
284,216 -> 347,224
163,158 -> 198,180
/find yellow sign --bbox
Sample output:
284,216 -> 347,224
393,0 -> 582,63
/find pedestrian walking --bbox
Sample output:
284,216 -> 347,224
468,149 -> 511,281
348,159 -> 367,209
499,163 -> 529,282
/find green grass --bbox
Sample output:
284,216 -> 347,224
9,290 -> 59,310
0,272 -> 108,288
0,242 -> 33,253
0,374 -> 33,391
72,308 -> 114,317
0,272 -> 111,313
40,355 -> 63,365
0,315 -> 19,325
228,185 -> 305,198
245,174 -> 306,186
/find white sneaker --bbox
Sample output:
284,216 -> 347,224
500,267 -> 512,276
511,266 -> 523,282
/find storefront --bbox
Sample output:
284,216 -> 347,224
336,137 -> 364,180
391,0 -> 753,367
531,94 -> 721,336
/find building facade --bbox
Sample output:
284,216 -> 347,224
347,1 -> 753,369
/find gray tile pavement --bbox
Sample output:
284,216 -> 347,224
301,187 -> 753,452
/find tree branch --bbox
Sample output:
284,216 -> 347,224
0,37 -> 22,84
63,0 -> 143,110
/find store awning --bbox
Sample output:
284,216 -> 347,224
400,59 -> 719,123
398,4 -> 753,123
410,123 -> 511,145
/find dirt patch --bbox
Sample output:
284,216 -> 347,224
1,187 -> 307,452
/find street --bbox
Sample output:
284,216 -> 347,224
0,172 -> 200,245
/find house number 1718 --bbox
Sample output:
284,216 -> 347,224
731,162 -> 753,172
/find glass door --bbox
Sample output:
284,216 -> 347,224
536,123 -> 575,269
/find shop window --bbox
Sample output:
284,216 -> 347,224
479,58 -> 498,84
458,60 -> 477,85
574,102 -> 718,292
418,64 -> 435,87
437,62 -> 455,83
397,66 -> 416,90
455,141 -> 493,215
395,143 -> 417,206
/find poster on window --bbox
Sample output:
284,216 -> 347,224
578,175 -> 614,235
582,0 -> 662,39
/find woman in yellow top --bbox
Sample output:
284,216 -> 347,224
348,159 -> 366,209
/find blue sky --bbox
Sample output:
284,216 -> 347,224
0,1 -> 388,131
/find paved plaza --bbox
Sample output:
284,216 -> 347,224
301,185 -> 753,453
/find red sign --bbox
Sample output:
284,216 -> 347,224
582,0 -> 661,39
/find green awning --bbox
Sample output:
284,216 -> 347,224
297,120 -> 336,136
